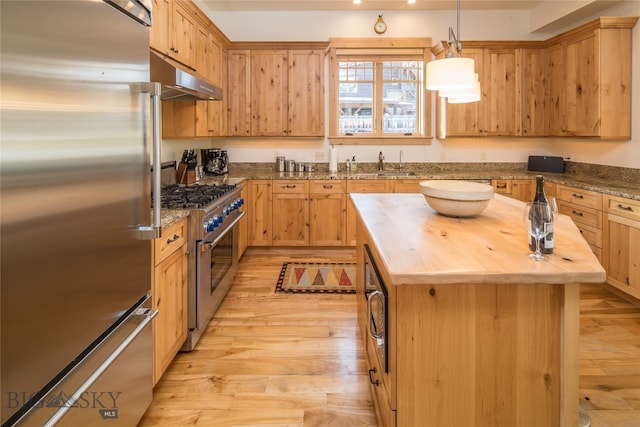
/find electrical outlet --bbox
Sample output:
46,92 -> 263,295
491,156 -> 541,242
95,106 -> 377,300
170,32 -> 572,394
480,152 -> 487,161
315,151 -> 325,161
440,151 -> 447,161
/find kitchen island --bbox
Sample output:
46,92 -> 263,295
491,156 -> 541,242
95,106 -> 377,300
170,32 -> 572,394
352,193 -> 606,427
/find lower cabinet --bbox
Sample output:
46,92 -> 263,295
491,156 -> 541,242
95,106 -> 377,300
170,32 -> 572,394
152,218 -> 188,385
556,184 -> 603,260
247,180 -> 273,246
238,184 -> 248,259
309,180 -> 346,246
346,180 -> 390,246
272,180 -> 309,246
603,195 -> 640,299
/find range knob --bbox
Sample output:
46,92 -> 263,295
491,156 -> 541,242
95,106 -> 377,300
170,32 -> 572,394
205,218 -> 215,232
214,215 -> 223,226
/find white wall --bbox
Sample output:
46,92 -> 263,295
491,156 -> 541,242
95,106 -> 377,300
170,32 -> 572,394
166,2 -> 640,169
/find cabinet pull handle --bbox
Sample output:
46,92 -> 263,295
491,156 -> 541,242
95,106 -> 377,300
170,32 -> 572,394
368,367 -> 380,386
572,210 -> 583,217
497,184 -> 506,189
617,204 -> 634,212
286,184 -> 296,189
572,193 -> 584,199
156,297 -> 161,306
323,184 -> 333,189
166,234 -> 180,244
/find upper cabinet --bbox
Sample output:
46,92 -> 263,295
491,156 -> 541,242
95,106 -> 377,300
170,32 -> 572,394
438,17 -> 637,140
546,17 -> 637,139
154,0 -> 231,139
227,43 -> 327,137
150,0 -> 197,69
441,43 -> 544,137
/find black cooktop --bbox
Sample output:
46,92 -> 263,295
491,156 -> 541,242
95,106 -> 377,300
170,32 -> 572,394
158,183 -> 237,209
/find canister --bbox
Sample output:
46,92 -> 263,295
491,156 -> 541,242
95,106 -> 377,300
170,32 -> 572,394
276,156 -> 285,172
285,159 -> 295,172
295,162 -> 304,172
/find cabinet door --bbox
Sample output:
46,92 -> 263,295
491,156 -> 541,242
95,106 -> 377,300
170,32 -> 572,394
564,30 -> 600,136
238,185 -> 248,259
153,245 -> 187,384
511,179 -> 535,202
604,214 -> 640,299
273,193 -> 309,246
547,42 -> 565,136
309,193 -> 345,246
227,50 -> 251,136
288,49 -> 324,136
171,2 -> 196,68
251,50 -> 288,136
247,180 -> 272,246
346,180 -> 390,246
446,48 -> 484,136
521,48 -> 546,136
195,23 -> 210,79
149,0 -> 171,55
484,48 -> 520,136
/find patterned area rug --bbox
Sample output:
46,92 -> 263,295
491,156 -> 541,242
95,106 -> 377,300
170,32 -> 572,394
275,262 -> 356,294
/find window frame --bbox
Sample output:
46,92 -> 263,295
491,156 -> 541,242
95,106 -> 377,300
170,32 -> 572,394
328,38 -> 433,145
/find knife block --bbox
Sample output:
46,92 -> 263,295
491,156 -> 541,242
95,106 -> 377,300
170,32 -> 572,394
177,163 -> 196,185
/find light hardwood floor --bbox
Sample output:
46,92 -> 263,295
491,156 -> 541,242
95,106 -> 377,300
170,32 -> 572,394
139,247 -> 640,427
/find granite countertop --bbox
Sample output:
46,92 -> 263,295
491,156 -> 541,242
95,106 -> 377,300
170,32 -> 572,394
352,193 -> 606,285
159,163 -> 640,228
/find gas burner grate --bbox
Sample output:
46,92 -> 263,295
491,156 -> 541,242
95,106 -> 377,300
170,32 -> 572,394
156,183 -> 237,210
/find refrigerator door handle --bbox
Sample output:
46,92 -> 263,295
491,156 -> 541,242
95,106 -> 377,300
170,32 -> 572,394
132,82 -> 162,240
42,307 -> 158,427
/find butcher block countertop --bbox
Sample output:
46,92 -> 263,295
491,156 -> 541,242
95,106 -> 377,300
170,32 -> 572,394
351,193 -> 606,286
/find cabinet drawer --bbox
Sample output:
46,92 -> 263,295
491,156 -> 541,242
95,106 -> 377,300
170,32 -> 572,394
391,179 -> 422,193
154,219 -> 186,266
347,180 -> 389,193
273,180 -> 309,194
604,195 -> 640,222
574,223 -> 602,248
558,200 -> 603,229
556,185 -> 602,209
492,179 -> 512,194
309,179 -> 345,194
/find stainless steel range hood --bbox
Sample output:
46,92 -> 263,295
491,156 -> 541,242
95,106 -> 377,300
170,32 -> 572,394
150,51 -> 222,101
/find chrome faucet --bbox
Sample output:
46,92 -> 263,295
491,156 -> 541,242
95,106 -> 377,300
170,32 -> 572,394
399,150 -> 403,170
378,151 -> 385,171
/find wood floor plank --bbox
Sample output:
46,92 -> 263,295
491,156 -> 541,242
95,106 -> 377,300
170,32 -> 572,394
139,248 -> 640,427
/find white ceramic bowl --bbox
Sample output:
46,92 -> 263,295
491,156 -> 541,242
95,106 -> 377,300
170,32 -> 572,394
419,180 -> 494,217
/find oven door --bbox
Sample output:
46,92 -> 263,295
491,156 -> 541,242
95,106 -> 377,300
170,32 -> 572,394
196,212 -> 245,331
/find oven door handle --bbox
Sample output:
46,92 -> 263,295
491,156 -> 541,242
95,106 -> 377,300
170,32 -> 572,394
200,211 -> 245,253
367,290 -> 385,341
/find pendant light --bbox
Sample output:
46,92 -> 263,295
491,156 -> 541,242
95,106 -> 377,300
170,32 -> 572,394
439,73 -> 481,103
426,0 -> 478,96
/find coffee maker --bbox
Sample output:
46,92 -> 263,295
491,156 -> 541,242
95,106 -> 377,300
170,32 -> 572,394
201,149 -> 228,175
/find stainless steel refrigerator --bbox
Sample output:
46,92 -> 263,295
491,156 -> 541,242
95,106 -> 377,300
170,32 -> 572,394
1,1 -> 162,425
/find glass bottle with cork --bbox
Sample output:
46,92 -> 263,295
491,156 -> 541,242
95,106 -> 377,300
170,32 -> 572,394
529,175 -> 554,254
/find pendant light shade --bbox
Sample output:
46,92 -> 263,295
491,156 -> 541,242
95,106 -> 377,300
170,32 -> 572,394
426,57 -> 475,91
426,0 -> 480,103
439,73 -> 481,103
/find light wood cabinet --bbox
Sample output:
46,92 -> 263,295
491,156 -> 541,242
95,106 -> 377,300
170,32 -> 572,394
556,184 -> 603,260
603,195 -> 640,299
150,0 -> 196,69
227,44 -> 327,137
510,179 -> 535,202
491,179 -> 512,197
247,180 -> 272,246
546,17 -> 637,139
390,179 -> 421,193
521,48 -> 547,136
346,180 -> 390,246
444,46 -> 526,137
272,180 -> 309,246
152,218 -> 188,385
309,180 -> 346,246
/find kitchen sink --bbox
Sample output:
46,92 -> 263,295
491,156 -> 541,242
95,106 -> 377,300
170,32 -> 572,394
355,171 -> 417,177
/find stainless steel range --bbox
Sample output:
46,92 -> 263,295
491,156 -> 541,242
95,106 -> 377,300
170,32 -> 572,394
159,183 -> 244,351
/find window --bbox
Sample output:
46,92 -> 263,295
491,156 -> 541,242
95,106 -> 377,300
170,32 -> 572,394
329,38 -> 433,144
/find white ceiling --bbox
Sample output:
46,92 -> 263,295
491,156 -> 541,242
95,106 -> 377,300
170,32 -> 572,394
201,0 -> 543,11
